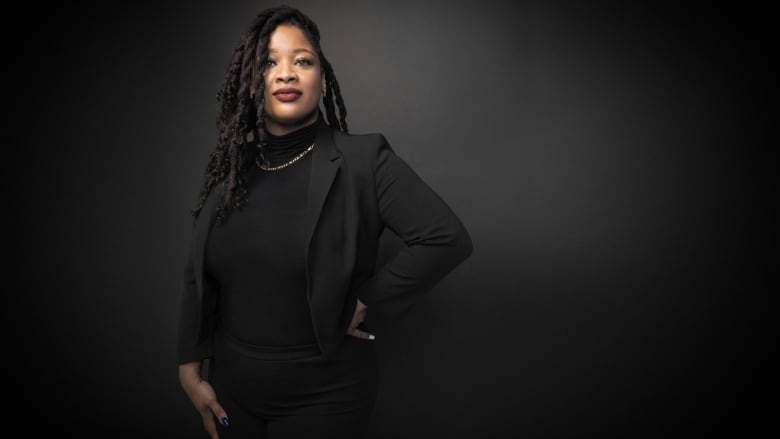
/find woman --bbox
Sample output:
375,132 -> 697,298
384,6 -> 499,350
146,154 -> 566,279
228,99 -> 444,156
177,6 -> 473,438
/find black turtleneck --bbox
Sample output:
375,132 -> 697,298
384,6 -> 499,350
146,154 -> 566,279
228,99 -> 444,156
259,113 -> 321,168
205,115 -> 322,351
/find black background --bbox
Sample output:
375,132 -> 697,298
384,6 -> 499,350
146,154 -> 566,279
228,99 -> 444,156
8,1 -> 773,437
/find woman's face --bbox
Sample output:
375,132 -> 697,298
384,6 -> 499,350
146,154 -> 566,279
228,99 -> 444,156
263,24 -> 325,136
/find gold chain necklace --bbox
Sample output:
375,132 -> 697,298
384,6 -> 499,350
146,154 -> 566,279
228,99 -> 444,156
256,143 -> 315,171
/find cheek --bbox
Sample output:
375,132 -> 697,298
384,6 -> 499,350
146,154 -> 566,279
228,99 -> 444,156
263,78 -> 273,99
306,75 -> 323,95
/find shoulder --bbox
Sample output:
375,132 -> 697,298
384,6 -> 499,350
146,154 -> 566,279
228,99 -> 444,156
331,128 -> 391,158
326,128 -> 401,181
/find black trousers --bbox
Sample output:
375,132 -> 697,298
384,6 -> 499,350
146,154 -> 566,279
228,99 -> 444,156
211,330 -> 379,439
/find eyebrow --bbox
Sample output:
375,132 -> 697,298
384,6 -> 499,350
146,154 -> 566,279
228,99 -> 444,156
268,48 -> 315,55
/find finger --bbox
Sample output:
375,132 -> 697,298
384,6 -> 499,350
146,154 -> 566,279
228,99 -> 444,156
348,328 -> 375,340
201,411 -> 218,439
209,401 -> 230,431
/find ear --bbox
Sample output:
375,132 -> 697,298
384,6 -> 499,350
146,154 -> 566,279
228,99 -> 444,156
321,75 -> 327,96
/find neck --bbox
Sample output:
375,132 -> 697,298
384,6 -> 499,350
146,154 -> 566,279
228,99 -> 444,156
258,112 -> 320,167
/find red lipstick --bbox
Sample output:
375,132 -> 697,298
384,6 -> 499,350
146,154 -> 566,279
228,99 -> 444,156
273,88 -> 302,102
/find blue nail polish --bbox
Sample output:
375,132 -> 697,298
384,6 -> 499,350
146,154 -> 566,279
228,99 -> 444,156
221,416 -> 230,428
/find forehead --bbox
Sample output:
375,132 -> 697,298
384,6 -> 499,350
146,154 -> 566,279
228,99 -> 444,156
268,24 -> 314,51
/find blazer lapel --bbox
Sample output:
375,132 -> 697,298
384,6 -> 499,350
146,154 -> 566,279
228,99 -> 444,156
304,124 -> 342,296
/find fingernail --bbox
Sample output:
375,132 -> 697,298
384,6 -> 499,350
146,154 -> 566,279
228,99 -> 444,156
221,417 -> 230,428
368,334 -> 375,340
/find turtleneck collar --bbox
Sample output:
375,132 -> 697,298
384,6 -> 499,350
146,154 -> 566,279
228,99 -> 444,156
260,112 -> 322,166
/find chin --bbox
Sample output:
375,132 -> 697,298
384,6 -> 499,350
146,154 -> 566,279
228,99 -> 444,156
267,108 -> 319,126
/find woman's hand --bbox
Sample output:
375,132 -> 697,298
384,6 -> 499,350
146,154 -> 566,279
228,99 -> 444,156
179,362 -> 229,439
347,299 -> 375,340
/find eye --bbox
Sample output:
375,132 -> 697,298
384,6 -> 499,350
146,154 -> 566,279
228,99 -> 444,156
295,58 -> 314,66
265,58 -> 277,67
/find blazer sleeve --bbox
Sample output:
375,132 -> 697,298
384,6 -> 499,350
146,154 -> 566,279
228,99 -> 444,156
177,226 -> 215,365
356,135 -> 473,317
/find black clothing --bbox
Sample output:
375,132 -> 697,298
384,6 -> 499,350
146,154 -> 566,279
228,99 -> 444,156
205,118 -> 320,351
178,120 -> 473,364
205,153 -> 315,349
203,117 -> 379,436
212,330 -> 377,438
259,114 -> 320,167
178,117 -> 472,437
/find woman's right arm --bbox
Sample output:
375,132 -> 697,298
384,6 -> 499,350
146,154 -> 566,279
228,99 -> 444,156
177,221 -> 227,437
179,361 -> 228,439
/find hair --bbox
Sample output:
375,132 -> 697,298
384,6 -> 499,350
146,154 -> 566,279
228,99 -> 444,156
191,5 -> 348,224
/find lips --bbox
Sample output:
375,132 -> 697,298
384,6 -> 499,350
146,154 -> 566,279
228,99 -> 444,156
273,88 -> 302,102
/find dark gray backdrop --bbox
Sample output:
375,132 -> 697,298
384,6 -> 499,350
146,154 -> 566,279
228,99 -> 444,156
9,1 -> 771,437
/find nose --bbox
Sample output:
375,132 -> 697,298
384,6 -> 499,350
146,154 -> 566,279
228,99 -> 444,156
275,60 -> 297,83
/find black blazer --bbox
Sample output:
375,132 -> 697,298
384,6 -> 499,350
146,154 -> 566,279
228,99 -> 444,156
177,122 -> 473,364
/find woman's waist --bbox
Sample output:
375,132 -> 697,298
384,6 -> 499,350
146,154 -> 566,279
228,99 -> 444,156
216,326 -> 321,361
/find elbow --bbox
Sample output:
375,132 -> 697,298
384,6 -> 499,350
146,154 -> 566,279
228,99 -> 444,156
456,226 -> 474,262
447,221 -> 473,264
409,218 -> 474,264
